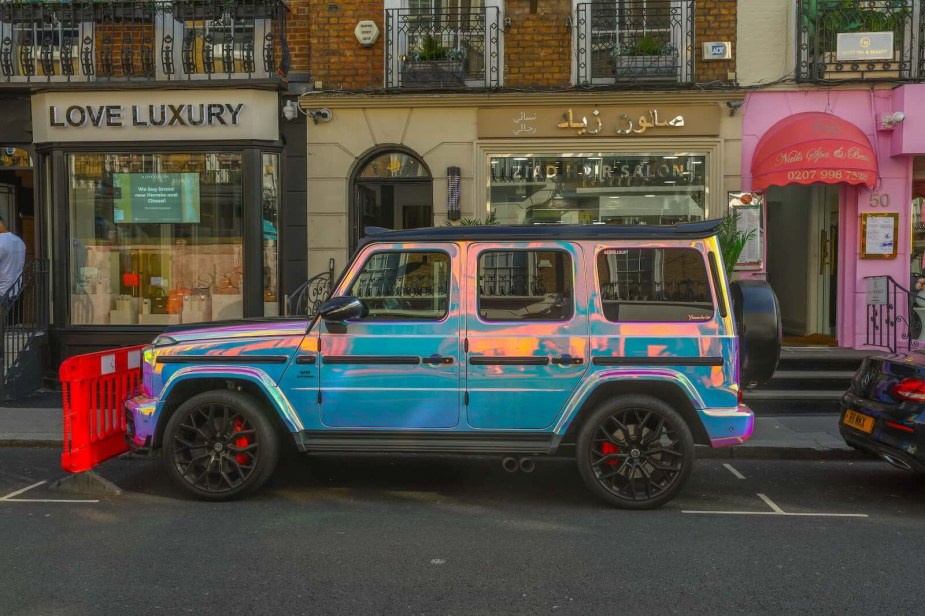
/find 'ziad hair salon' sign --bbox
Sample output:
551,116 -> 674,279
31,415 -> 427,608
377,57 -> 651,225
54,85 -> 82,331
48,103 -> 246,128
31,90 -> 278,143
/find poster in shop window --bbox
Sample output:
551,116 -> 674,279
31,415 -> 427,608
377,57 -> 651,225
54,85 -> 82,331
728,192 -> 763,270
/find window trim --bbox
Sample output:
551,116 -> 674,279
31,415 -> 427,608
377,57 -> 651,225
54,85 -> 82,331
594,246 -> 716,324
475,247 -> 575,323
346,248 -> 452,323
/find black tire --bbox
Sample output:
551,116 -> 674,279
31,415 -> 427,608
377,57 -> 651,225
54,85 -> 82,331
162,390 -> 279,501
576,395 -> 695,510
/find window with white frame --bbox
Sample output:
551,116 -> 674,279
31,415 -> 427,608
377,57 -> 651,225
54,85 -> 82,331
574,0 -> 692,85
385,0 -> 503,88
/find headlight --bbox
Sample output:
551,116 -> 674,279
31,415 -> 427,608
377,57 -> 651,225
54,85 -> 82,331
142,345 -> 158,397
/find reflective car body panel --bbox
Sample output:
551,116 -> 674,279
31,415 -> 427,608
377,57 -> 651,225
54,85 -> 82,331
839,352 -> 925,471
127,224 -> 753,454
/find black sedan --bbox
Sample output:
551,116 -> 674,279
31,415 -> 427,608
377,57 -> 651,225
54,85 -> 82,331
840,352 -> 925,472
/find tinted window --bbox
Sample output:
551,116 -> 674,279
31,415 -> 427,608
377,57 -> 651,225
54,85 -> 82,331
348,251 -> 449,320
597,248 -> 714,322
477,250 -> 574,321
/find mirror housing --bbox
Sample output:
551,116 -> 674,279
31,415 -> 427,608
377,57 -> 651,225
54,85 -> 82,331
318,296 -> 367,322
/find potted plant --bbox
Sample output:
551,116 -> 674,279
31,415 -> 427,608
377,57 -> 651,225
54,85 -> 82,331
718,212 -> 757,278
401,34 -> 467,88
611,34 -> 678,80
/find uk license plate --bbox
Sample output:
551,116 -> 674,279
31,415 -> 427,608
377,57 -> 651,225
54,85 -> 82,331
844,409 -> 874,434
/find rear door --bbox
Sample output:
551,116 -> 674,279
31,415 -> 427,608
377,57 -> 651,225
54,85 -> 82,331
464,241 -> 589,429
318,243 -> 461,428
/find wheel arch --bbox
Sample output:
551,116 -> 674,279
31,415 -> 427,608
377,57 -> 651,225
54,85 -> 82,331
153,372 -> 301,449
558,379 -> 711,447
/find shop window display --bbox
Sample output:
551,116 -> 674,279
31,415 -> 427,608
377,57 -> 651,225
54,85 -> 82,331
489,153 -> 707,225
69,152 -> 244,326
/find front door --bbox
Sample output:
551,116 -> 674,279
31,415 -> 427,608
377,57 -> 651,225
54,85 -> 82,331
465,242 -> 589,430
318,243 -> 460,428
811,184 -> 839,336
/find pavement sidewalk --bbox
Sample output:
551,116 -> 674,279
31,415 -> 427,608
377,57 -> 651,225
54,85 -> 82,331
0,402 -> 860,459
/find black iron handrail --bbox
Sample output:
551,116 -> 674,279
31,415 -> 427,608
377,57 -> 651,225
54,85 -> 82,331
865,274 -> 922,353
384,6 -> 501,89
0,1 -> 288,84
0,259 -> 50,401
576,0 -> 695,85
796,0 -> 919,82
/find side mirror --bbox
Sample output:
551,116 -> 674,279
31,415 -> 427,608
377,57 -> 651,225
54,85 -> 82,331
318,296 -> 367,322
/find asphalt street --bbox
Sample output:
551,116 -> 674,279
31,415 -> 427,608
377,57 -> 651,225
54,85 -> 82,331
1,448 -> 923,615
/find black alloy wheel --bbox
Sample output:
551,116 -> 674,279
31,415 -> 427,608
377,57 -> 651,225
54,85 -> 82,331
163,390 -> 279,501
576,395 -> 694,510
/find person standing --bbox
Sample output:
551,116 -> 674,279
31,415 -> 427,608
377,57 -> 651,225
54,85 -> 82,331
0,215 -> 26,304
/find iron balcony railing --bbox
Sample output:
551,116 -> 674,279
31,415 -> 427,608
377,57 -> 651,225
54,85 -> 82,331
0,1 -> 288,84
797,0 -> 921,82
576,0 -> 694,86
385,6 -> 501,89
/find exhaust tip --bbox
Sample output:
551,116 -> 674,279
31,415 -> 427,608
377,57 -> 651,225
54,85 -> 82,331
881,453 -> 913,471
501,457 -> 519,473
518,457 -> 535,473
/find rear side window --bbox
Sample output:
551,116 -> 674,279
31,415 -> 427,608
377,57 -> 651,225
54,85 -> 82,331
348,250 -> 449,320
477,250 -> 574,321
597,248 -> 714,322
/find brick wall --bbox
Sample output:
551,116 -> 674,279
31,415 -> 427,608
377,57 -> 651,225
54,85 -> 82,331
297,0 -> 736,90
695,0 -> 737,83
504,0 -> 572,89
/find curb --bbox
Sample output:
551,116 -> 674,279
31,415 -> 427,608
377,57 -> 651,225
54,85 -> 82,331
699,445 -> 867,461
0,438 -> 62,448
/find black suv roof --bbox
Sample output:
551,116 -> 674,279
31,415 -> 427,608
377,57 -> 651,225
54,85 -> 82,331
362,219 -> 723,244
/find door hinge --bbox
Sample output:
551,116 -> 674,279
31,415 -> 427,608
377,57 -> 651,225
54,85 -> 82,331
317,390 -> 322,405
464,391 -> 469,406
464,337 -> 469,353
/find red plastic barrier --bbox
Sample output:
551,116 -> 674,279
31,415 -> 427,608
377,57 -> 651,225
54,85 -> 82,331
60,345 -> 145,473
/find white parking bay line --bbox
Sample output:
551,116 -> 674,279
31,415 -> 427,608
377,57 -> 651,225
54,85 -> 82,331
723,463 -> 746,479
682,493 -> 869,518
0,480 -> 99,504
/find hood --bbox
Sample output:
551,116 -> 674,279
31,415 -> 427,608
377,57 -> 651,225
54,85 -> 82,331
159,318 -> 310,344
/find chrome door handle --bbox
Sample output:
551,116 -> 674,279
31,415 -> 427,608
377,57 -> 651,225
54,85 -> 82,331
551,356 -> 584,366
422,355 -> 454,365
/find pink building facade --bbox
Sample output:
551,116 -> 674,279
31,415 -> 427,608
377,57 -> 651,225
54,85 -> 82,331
742,86 -> 925,350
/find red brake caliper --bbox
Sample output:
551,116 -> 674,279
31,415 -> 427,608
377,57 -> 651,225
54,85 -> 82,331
234,419 -> 250,465
601,441 -> 620,466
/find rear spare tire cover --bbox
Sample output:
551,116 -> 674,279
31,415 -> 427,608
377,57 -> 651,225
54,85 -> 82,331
730,280 -> 781,387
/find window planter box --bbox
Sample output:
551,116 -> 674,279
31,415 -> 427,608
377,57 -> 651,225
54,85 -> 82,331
401,59 -> 465,89
613,53 -> 678,81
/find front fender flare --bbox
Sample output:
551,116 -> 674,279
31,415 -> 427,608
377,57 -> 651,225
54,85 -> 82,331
553,368 -> 706,436
158,365 -> 304,433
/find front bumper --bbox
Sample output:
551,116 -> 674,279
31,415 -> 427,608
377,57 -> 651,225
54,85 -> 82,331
125,394 -> 158,451
700,404 -> 754,448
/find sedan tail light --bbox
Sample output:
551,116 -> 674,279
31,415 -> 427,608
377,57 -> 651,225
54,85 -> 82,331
891,378 -> 925,402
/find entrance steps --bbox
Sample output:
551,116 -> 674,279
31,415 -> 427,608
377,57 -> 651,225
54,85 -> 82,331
743,346 -> 869,414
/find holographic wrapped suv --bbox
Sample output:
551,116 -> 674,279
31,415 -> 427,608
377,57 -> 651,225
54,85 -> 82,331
126,221 -> 780,508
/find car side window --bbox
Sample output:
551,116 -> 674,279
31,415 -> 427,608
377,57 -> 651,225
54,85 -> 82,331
347,250 -> 449,321
597,248 -> 715,322
477,250 -> 574,321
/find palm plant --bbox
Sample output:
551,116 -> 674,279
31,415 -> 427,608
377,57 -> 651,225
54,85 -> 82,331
717,212 -> 756,278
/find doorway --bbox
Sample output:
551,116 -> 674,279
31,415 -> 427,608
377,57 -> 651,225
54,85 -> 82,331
0,147 -> 36,261
766,183 -> 840,345
351,149 -> 434,253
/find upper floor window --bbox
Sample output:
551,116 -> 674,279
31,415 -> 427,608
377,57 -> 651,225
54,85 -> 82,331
385,0 -> 503,89
575,0 -> 693,85
796,0 -> 918,82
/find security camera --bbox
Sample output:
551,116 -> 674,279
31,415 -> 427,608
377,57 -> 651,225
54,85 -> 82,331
281,100 -> 299,121
726,100 -> 744,117
881,111 -> 906,129
307,108 -> 333,124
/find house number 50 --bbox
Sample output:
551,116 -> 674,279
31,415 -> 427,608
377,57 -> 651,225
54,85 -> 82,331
870,193 -> 891,208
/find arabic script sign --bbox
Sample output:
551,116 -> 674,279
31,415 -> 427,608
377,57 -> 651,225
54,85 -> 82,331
477,105 -> 720,139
